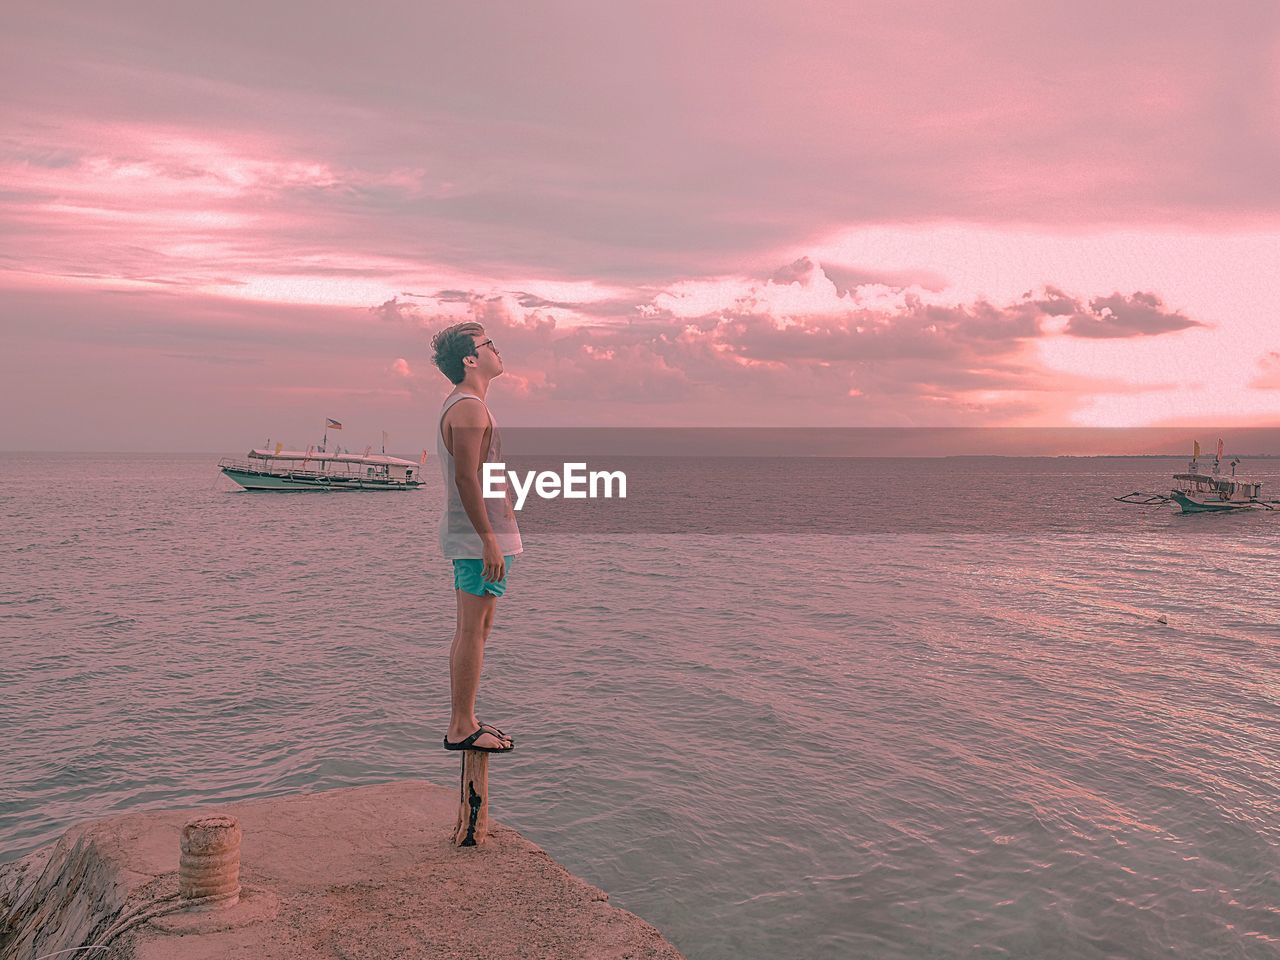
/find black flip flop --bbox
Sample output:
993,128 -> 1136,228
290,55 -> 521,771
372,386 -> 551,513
443,727 -> 515,753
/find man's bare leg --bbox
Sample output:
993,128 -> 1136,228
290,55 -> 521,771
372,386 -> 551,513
446,589 -> 511,749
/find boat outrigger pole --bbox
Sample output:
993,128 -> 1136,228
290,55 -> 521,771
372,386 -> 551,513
1114,491 -> 1173,505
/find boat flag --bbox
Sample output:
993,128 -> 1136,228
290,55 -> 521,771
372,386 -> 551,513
326,418 -> 343,430
1216,438 -> 1224,460
420,449 -> 428,467
273,441 -> 283,456
382,430 -> 389,454
1193,440 -> 1201,458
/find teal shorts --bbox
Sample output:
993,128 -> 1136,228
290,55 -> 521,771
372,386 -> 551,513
452,555 -> 517,597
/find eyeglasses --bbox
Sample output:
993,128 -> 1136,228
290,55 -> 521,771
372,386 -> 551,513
477,338 -> 499,354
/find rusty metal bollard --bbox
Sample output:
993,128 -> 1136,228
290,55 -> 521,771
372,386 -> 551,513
179,815 -> 242,910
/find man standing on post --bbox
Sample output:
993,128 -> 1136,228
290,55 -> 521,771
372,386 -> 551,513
431,321 -> 521,753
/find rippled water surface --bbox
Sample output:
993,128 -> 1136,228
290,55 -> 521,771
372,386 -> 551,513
3,453 -> 1278,959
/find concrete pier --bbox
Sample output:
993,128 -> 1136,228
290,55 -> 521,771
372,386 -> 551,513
0,780 -> 686,960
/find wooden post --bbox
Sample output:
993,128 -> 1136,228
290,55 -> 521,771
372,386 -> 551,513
452,751 -> 490,846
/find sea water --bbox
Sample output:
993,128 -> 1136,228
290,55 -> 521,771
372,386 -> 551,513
2,453 -> 1278,959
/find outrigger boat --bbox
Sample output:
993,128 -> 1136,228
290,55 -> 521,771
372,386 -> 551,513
1115,439 -> 1278,513
219,419 -> 425,492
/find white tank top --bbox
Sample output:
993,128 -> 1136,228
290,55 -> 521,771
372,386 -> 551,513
436,392 -> 523,560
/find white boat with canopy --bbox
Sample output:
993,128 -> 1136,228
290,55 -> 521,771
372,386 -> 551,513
219,421 -> 425,491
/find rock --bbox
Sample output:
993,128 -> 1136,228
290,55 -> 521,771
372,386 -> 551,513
0,780 -> 686,960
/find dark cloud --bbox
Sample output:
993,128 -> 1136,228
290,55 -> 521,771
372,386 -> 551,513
369,297 -> 417,323
1062,291 -> 1204,339
769,257 -> 820,286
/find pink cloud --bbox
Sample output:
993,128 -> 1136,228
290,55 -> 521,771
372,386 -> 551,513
1251,352 -> 1280,389
7,3 -> 1280,291
4,4 -> 1279,444
371,258 -> 1207,427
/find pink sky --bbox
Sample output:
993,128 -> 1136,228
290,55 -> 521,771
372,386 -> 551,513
2,1 -> 1279,450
